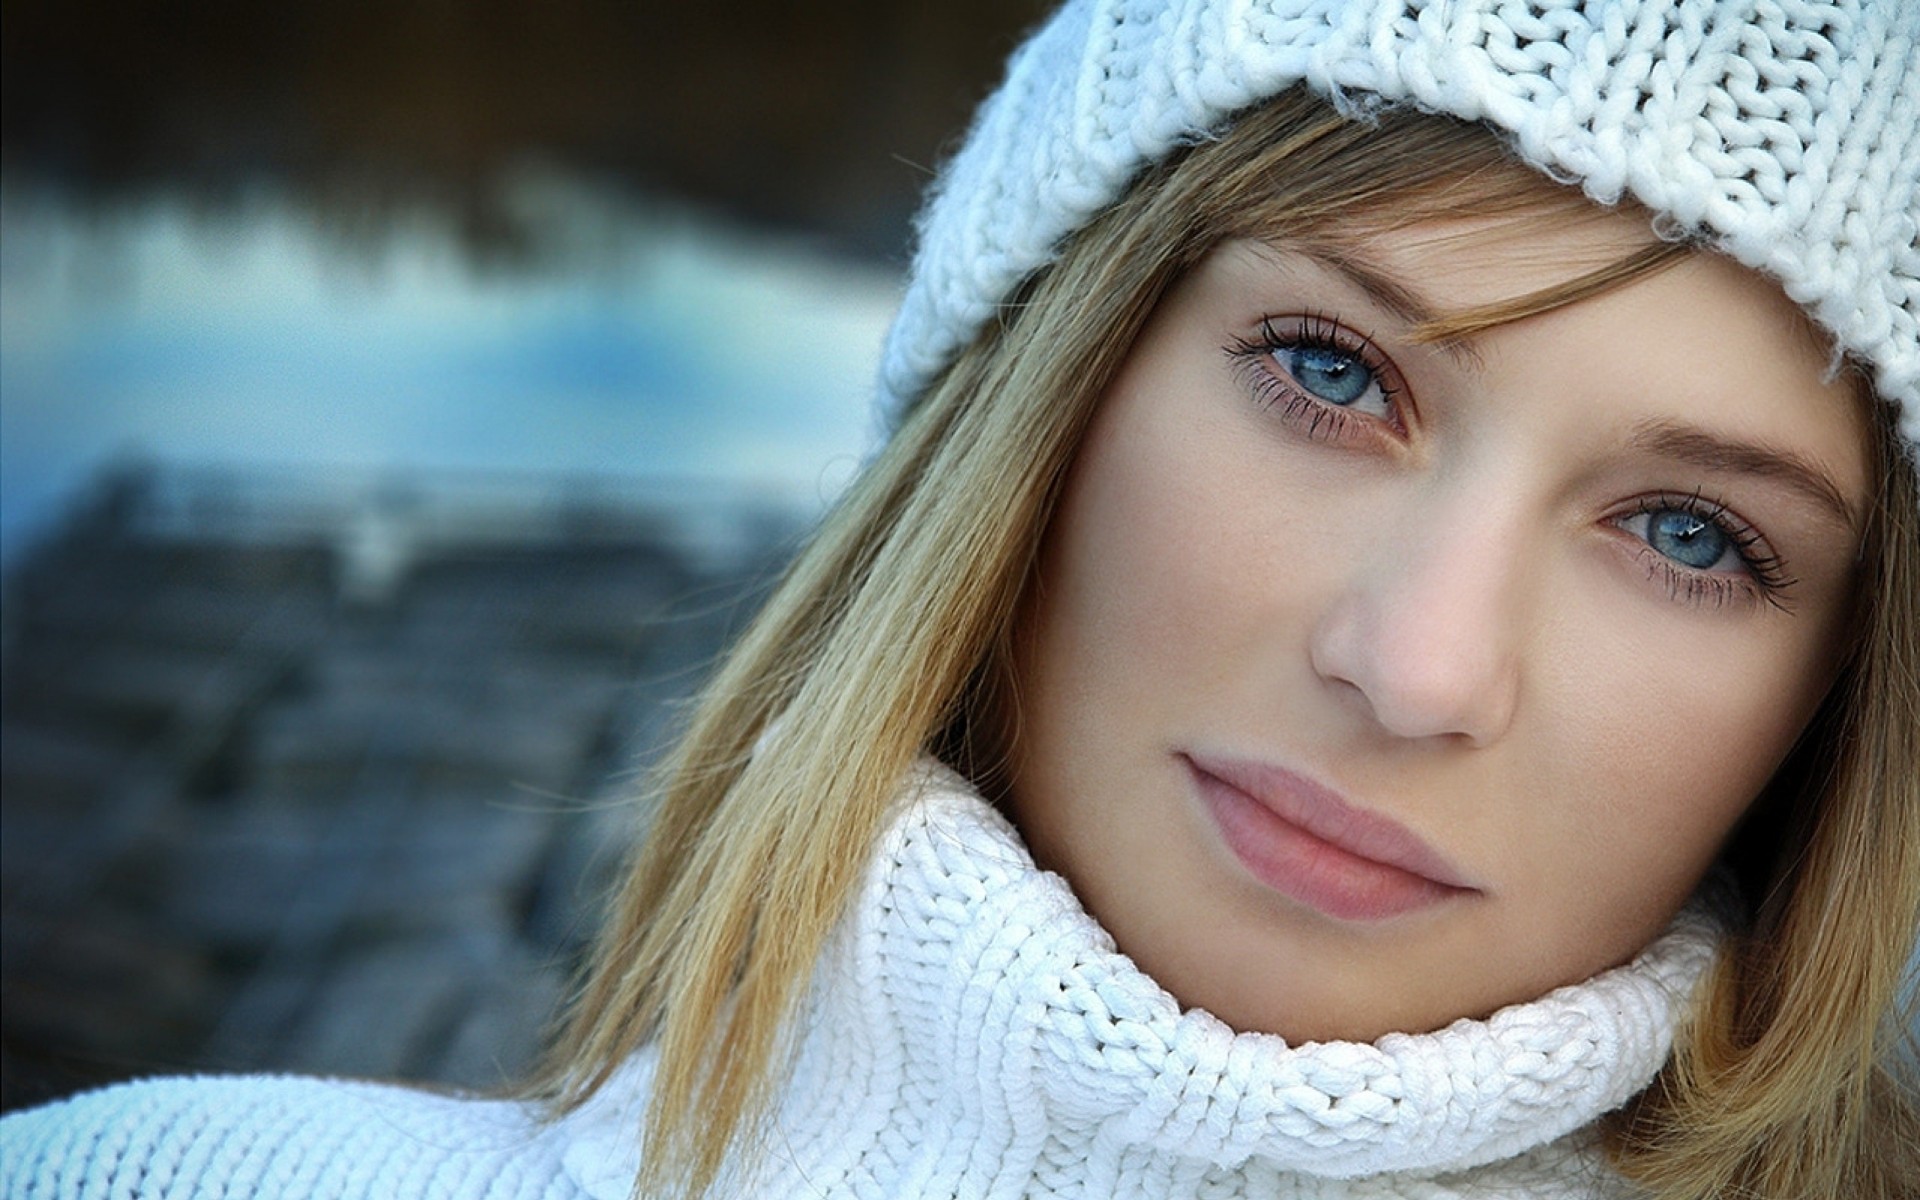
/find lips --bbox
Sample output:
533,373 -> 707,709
1183,752 -> 1480,921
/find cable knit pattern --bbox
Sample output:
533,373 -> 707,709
879,0 -> 1920,463
2,762 -> 1725,1199
560,762 -> 1727,1199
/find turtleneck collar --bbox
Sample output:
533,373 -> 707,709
563,760 -> 1726,1198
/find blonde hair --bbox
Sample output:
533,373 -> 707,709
1606,390 -> 1920,1197
531,92 -> 1920,1200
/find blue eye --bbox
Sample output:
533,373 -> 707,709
1275,345 -> 1374,406
1227,315 -> 1403,435
1646,508 -> 1732,570
1615,496 -> 1793,612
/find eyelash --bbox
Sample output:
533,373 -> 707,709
1617,491 -> 1797,613
1224,312 -> 1405,441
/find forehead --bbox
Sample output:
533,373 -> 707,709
1252,191 -> 1678,348
1299,207 -> 1848,396
1339,209 -> 1657,313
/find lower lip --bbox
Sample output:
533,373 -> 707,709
1188,763 -> 1467,922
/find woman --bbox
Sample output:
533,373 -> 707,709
6,2 -> 1916,1198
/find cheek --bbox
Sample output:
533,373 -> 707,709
1012,376 -> 1288,849
1029,389 -> 1330,725
1531,595 -> 1842,908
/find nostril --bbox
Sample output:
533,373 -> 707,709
1370,652 -> 1515,744
1310,578 -> 1520,747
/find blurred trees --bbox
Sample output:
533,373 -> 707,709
2,0 -> 1052,262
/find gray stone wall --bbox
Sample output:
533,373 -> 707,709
0,464 -> 799,1110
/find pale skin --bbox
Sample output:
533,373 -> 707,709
1005,211 -> 1871,1044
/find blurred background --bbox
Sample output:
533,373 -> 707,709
1,0 -> 1050,1110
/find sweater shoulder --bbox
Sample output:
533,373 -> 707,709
0,1074 -> 589,1200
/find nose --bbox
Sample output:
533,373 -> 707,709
1308,490 -> 1526,746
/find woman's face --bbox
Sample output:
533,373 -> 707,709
1005,212 -> 1870,1043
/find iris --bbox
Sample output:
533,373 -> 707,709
1281,346 -> 1372,405
1648,509 -> 1729,569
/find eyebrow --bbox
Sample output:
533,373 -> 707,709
1626,419 -> 1860,531
1272,240 -> 1483,367
1272,239 -> 1441,326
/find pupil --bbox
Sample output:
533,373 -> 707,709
1648,510 -> 1728,570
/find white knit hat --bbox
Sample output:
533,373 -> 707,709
879,0 -> 1920,463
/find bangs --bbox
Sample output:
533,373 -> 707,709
1192,99 -> 1697,350
1404,239 -> 1692,346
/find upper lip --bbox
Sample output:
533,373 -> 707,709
1183,751 -> 1482,891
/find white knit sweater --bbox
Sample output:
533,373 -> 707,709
1,763 -> 1723,1199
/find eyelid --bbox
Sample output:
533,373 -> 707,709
1267,312 -> 1400,393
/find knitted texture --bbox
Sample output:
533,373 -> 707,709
880,0 -> 1920,460
560,762 -> 1726,1199
0,1074 -> 588,1200
0,764 -> 1725,1199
